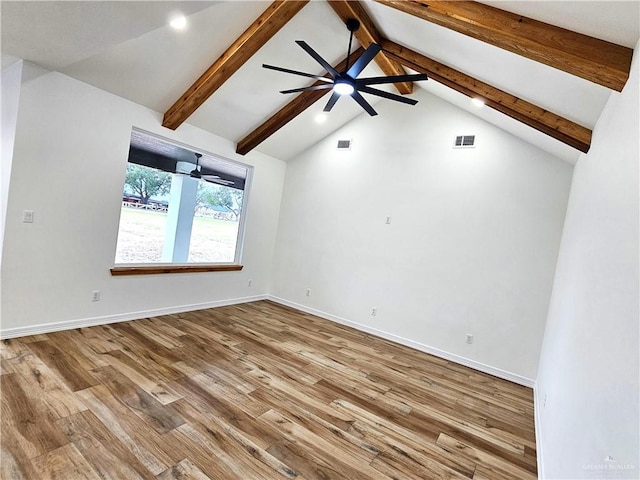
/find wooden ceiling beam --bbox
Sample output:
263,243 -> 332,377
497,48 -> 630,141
327,0 -> 412,94
382,39 -> 592,152
162,1 -> 309,130
374,0 -> 633,91
236,48 -> 365,156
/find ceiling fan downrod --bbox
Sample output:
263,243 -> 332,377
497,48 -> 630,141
344,18 -> 360,72
190,153 -> 202,178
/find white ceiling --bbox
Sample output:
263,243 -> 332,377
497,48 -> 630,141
2,1 -> 639,164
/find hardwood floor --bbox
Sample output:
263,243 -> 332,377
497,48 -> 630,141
1,301 -> 537,479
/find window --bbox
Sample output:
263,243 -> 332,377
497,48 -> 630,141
114,129 -> 250,268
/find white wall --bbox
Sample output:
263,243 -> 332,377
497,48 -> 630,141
0,71 -> 286,334
535,42 -> 639,479
1,60 -> 24,267
270,89 -> 573,383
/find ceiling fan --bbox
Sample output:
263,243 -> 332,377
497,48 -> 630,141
263,19 -> 427,116
185,153 -> 234,186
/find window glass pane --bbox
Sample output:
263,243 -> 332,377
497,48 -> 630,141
189,182 -> 244,263
115,164 -> 170,263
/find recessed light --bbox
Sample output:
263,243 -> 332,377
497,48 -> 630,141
471,98 -> 485,108
170,15 -> 187,30
315,113 -> 327,123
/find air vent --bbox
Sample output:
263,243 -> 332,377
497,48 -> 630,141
337,139 -> 352,150
453,135 -> 476,148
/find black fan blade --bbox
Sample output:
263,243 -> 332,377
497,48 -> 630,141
295,41 -> 339,78
323,91 -> 341,112
263,64 -> 333,83
358,86 -> 418,105
346,43 -> 381,78
280,84 -> 335,94
356,73 -> 428,86
204,177 -> 234,185
351,91 -> 378,116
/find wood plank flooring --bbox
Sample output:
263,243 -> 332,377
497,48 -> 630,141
1,301 -> 537,479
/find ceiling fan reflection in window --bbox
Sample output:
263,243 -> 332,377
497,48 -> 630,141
263,19 -> 428,116
179,153 -> 235,186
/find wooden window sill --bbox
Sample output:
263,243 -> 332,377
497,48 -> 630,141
110,264 -> 243,276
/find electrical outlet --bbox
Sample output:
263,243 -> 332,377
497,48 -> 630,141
465,333 -> 473,344
91,290 -> 100,302
385,216 -> 391,225
544,393 -> 548,408
371,307 -> 377,316
22,210 -> 34,223
306,288 -> 311,297
248,279 -> 252,287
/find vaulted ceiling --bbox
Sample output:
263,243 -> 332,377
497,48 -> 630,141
2,1 -> 638,164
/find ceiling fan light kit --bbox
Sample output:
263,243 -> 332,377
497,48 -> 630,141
263,18 -> 427,116
334,79 -> 355,95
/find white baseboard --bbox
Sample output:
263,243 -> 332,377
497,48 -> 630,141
0,294 -> 268,339
268,295 -> 536,388
2,293 -> 535,389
